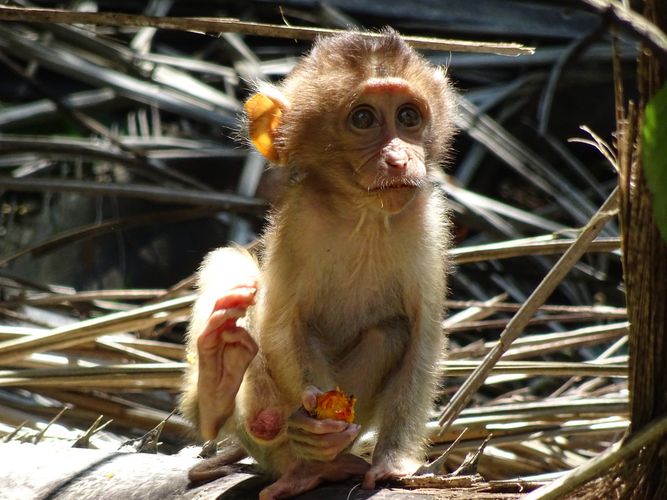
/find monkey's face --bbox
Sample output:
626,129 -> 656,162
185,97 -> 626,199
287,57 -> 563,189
245,32 -> 457,216
336,78 -> 430,214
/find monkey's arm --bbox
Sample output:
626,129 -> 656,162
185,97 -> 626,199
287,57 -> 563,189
179,248 -> 259,439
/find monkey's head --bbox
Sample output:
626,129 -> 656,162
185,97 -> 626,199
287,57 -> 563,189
245,29 -> 456,214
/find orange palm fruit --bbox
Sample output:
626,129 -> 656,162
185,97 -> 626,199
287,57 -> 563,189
311,387 -> 356,423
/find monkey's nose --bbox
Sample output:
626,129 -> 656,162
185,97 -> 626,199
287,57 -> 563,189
384,149 -> 409,170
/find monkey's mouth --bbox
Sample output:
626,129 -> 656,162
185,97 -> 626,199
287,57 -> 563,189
368,178 -> 423,192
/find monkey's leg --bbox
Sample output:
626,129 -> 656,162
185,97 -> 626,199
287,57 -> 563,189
197,285 -> 258,440
361,312 -> 443,489
258,453 -> 370,500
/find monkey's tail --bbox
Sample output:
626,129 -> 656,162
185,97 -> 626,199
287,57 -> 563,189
196,246 -> 260,296
187,246 -> 260,351
188,441 -> 248,484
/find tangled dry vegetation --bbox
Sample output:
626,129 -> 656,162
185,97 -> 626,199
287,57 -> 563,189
0,0 -> 651,497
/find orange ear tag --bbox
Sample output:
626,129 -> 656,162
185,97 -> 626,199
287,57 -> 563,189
244,93 -> 283,163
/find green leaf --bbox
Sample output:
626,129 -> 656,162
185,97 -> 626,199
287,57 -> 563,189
642,82 -> 667,244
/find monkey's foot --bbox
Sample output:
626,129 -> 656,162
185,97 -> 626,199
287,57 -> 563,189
361,456 -> 420,489
187,444 -> 248,484
259,454 -> 369,500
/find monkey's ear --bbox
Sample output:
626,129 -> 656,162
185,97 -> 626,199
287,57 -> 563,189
244,92 -> 287,165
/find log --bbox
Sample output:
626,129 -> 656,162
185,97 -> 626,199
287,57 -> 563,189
0,442 -> 472,499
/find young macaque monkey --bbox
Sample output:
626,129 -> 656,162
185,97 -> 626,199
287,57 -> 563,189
180,29 -> 456,499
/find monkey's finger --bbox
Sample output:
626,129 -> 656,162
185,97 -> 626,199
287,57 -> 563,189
301,385 -> 323,412
318,453 -> 370,481
198,332 -> 245,386
204,308 -> 247,331
362,465 -> 392,490
220,347 -> 257,387
197,309 -> 248,350
220,328 -> 259,357
288,408 -> 349,434
361,472 -> 377,490
288,422 -> 360,448
212,285 -> 257,313
198,332 -> 256,392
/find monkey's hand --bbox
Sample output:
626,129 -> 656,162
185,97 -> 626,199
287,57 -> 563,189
197,284 -> 258,440
286,386 -> 361,461
361,454 -> 420,489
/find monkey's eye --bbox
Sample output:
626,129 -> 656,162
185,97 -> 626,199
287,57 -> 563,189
349,107 -> 378,130
397,105 -> 422,129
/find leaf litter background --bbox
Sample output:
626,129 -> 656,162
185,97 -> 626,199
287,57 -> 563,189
0,0 -> 633,489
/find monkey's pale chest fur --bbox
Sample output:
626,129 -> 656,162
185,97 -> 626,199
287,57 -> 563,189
259,189 -> 439,360
301,226 -> 406,343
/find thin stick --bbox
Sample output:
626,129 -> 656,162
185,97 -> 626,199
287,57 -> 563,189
438,188 -> 619,431
0,178 -> 266,212
0,5 -> 534,56
444,300 -> 626,317
8,289 -> 166,307
443,293 -> 507,328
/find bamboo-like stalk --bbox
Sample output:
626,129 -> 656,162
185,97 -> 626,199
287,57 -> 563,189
444,300 -> 626,318
448,314 -> 626,332
441,359 -> 627,378
450,236 -> 620,264
448,323 -> 629,360
438,188 -> 620,431
0,296 -> 194,364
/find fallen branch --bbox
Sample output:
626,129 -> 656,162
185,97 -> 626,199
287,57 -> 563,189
0,5 -> 534,56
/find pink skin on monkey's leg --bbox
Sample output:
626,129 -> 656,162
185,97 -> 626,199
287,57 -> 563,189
197,284 -> 258,441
